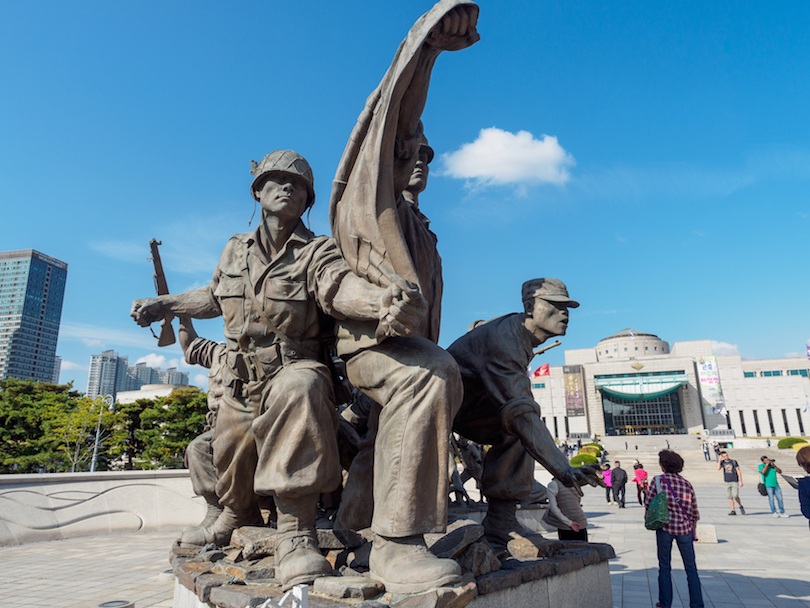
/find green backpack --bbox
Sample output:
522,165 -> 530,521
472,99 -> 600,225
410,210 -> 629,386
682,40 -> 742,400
645,476 -> 670,530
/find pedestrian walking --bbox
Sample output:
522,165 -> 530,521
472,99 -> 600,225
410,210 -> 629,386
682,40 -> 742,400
718,451 -> 745,515
701,442 -> 711,462
796,446 -> 810,530
602,463 -> 613,504
712,442 -> 720,461
645,450 -> 704,608
758,456 -> 786,517
633,462 -> 649,505
611,460 -> 628,508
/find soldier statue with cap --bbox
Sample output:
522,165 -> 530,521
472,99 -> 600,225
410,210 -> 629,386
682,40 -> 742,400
446,278 -> 605,557
131,150 -> 427,590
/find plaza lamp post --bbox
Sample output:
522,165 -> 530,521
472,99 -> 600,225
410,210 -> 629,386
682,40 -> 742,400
89,394 -> 114,473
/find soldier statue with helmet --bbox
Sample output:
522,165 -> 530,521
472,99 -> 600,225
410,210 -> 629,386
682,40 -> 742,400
131,149 -> 427,590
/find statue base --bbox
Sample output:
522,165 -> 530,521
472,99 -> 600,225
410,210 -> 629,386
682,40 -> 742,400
170,515 -> 614,608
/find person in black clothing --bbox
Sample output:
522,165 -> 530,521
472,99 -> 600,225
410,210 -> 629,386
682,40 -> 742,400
611,460 -> 628,508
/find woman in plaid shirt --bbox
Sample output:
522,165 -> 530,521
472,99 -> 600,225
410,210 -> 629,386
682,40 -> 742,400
644,450 -> 704,608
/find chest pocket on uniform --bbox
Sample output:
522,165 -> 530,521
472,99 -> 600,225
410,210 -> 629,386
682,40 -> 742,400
264,279 -> 307,302
263,279 -> 310,332
214,275 -> 246,330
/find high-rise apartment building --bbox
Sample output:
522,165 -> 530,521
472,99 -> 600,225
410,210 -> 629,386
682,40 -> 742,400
87,351 -> 189,400
87,350 -> 131,399
0,250 -> 68,382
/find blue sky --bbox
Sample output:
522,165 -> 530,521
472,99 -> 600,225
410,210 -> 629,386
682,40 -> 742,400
2,1 -> 809,393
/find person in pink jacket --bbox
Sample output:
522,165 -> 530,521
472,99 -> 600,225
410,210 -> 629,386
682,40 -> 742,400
602,463 -> 614,504
633,462 -> 649,505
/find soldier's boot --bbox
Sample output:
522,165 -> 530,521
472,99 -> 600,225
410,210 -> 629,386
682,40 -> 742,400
482,498 -> 547,558
179,504 -> 261,547
369,535 -> 462,594
179,493 -> 224,541
199,492 -> 225,527
274,494 -> 332,591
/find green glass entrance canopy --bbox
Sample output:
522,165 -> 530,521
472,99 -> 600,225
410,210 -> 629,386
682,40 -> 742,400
594,372 -> 689,401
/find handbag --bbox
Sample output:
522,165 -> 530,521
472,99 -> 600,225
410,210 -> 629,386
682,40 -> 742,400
661,475 -> 698,541
644,476 -> 669,530
757,482 -> 768,496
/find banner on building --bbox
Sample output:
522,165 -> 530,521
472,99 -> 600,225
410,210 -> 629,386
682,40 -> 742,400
695,356 -> 726,416
563,365 -> 586,417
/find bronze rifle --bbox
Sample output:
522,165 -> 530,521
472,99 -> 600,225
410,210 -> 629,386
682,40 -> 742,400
149,239 -> 176,346
533,339 -> 561,357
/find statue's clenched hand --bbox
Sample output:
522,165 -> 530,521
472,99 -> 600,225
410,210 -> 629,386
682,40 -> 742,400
426,4 -> 480,51
558,464 -> 606,496
376,279 -> 428,341
131,297 -> 167,327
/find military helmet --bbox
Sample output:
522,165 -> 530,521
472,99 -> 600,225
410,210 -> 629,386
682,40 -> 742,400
249,150 -> 315,207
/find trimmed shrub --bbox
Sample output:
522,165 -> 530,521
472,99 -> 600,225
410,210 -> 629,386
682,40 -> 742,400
579,446 -> 601,457
777,437 -> 808,449
585,442 -> 602,449
571,453 -> 598,467
792,442 -> 810,452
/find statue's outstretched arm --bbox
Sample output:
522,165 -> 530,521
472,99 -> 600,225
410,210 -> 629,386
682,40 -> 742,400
131,285 -> 219,328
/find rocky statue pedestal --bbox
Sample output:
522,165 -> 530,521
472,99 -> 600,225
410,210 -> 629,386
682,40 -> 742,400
171,516 -> 614,608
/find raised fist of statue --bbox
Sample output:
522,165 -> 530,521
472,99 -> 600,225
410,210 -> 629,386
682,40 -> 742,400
376,278 -> 428,341
130,297 -> 167,327
426,4 -> 480,52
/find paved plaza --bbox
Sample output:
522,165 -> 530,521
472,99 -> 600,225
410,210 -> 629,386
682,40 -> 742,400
1,447 -> 807,608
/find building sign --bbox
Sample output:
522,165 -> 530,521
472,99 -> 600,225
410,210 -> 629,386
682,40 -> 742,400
563,365 -> 585,417
695,356 -> 726,416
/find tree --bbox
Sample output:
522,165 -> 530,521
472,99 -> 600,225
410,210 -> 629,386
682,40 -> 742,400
108,398 -> 154,470
139,388 -> 208,468
42,396 -> 118,473
0,379 -> 80,473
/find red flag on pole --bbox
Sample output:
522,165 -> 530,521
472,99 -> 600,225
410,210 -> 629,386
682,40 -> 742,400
533,363 -> 550,377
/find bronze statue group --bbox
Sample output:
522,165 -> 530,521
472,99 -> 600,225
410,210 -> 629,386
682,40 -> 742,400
131,0 -> 602,595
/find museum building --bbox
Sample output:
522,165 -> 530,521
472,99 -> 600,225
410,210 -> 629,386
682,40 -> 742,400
530,329 -> 810,440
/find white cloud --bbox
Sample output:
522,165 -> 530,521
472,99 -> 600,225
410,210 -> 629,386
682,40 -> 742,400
61,322 -> 174,351
711,340 -> 739,356
136,353 -> 167,368
60,360 -> 86,371
193,373 -> 210,390
441,128 -> 575,187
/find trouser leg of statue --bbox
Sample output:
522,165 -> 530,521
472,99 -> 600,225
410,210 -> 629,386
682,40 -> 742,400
180,401 -> 261,546
454,403 -> 546,554
344,336 -> 463,593
477,431 -> 547,554
253,361 -> 341,589
181,361 -> 341,551
334,398 -> 380,532
183,429 -> 223,528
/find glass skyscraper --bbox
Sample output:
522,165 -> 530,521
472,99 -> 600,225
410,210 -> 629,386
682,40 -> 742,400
0,249 -> 68,382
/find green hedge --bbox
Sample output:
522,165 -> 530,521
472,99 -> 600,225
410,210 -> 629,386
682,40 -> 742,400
571,453 -> 598,467
584,442 -> 602,449
579,446 -> 601,457
778,437 -> 808,449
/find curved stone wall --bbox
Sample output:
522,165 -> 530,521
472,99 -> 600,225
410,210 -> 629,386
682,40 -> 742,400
0,469 -> 204,546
